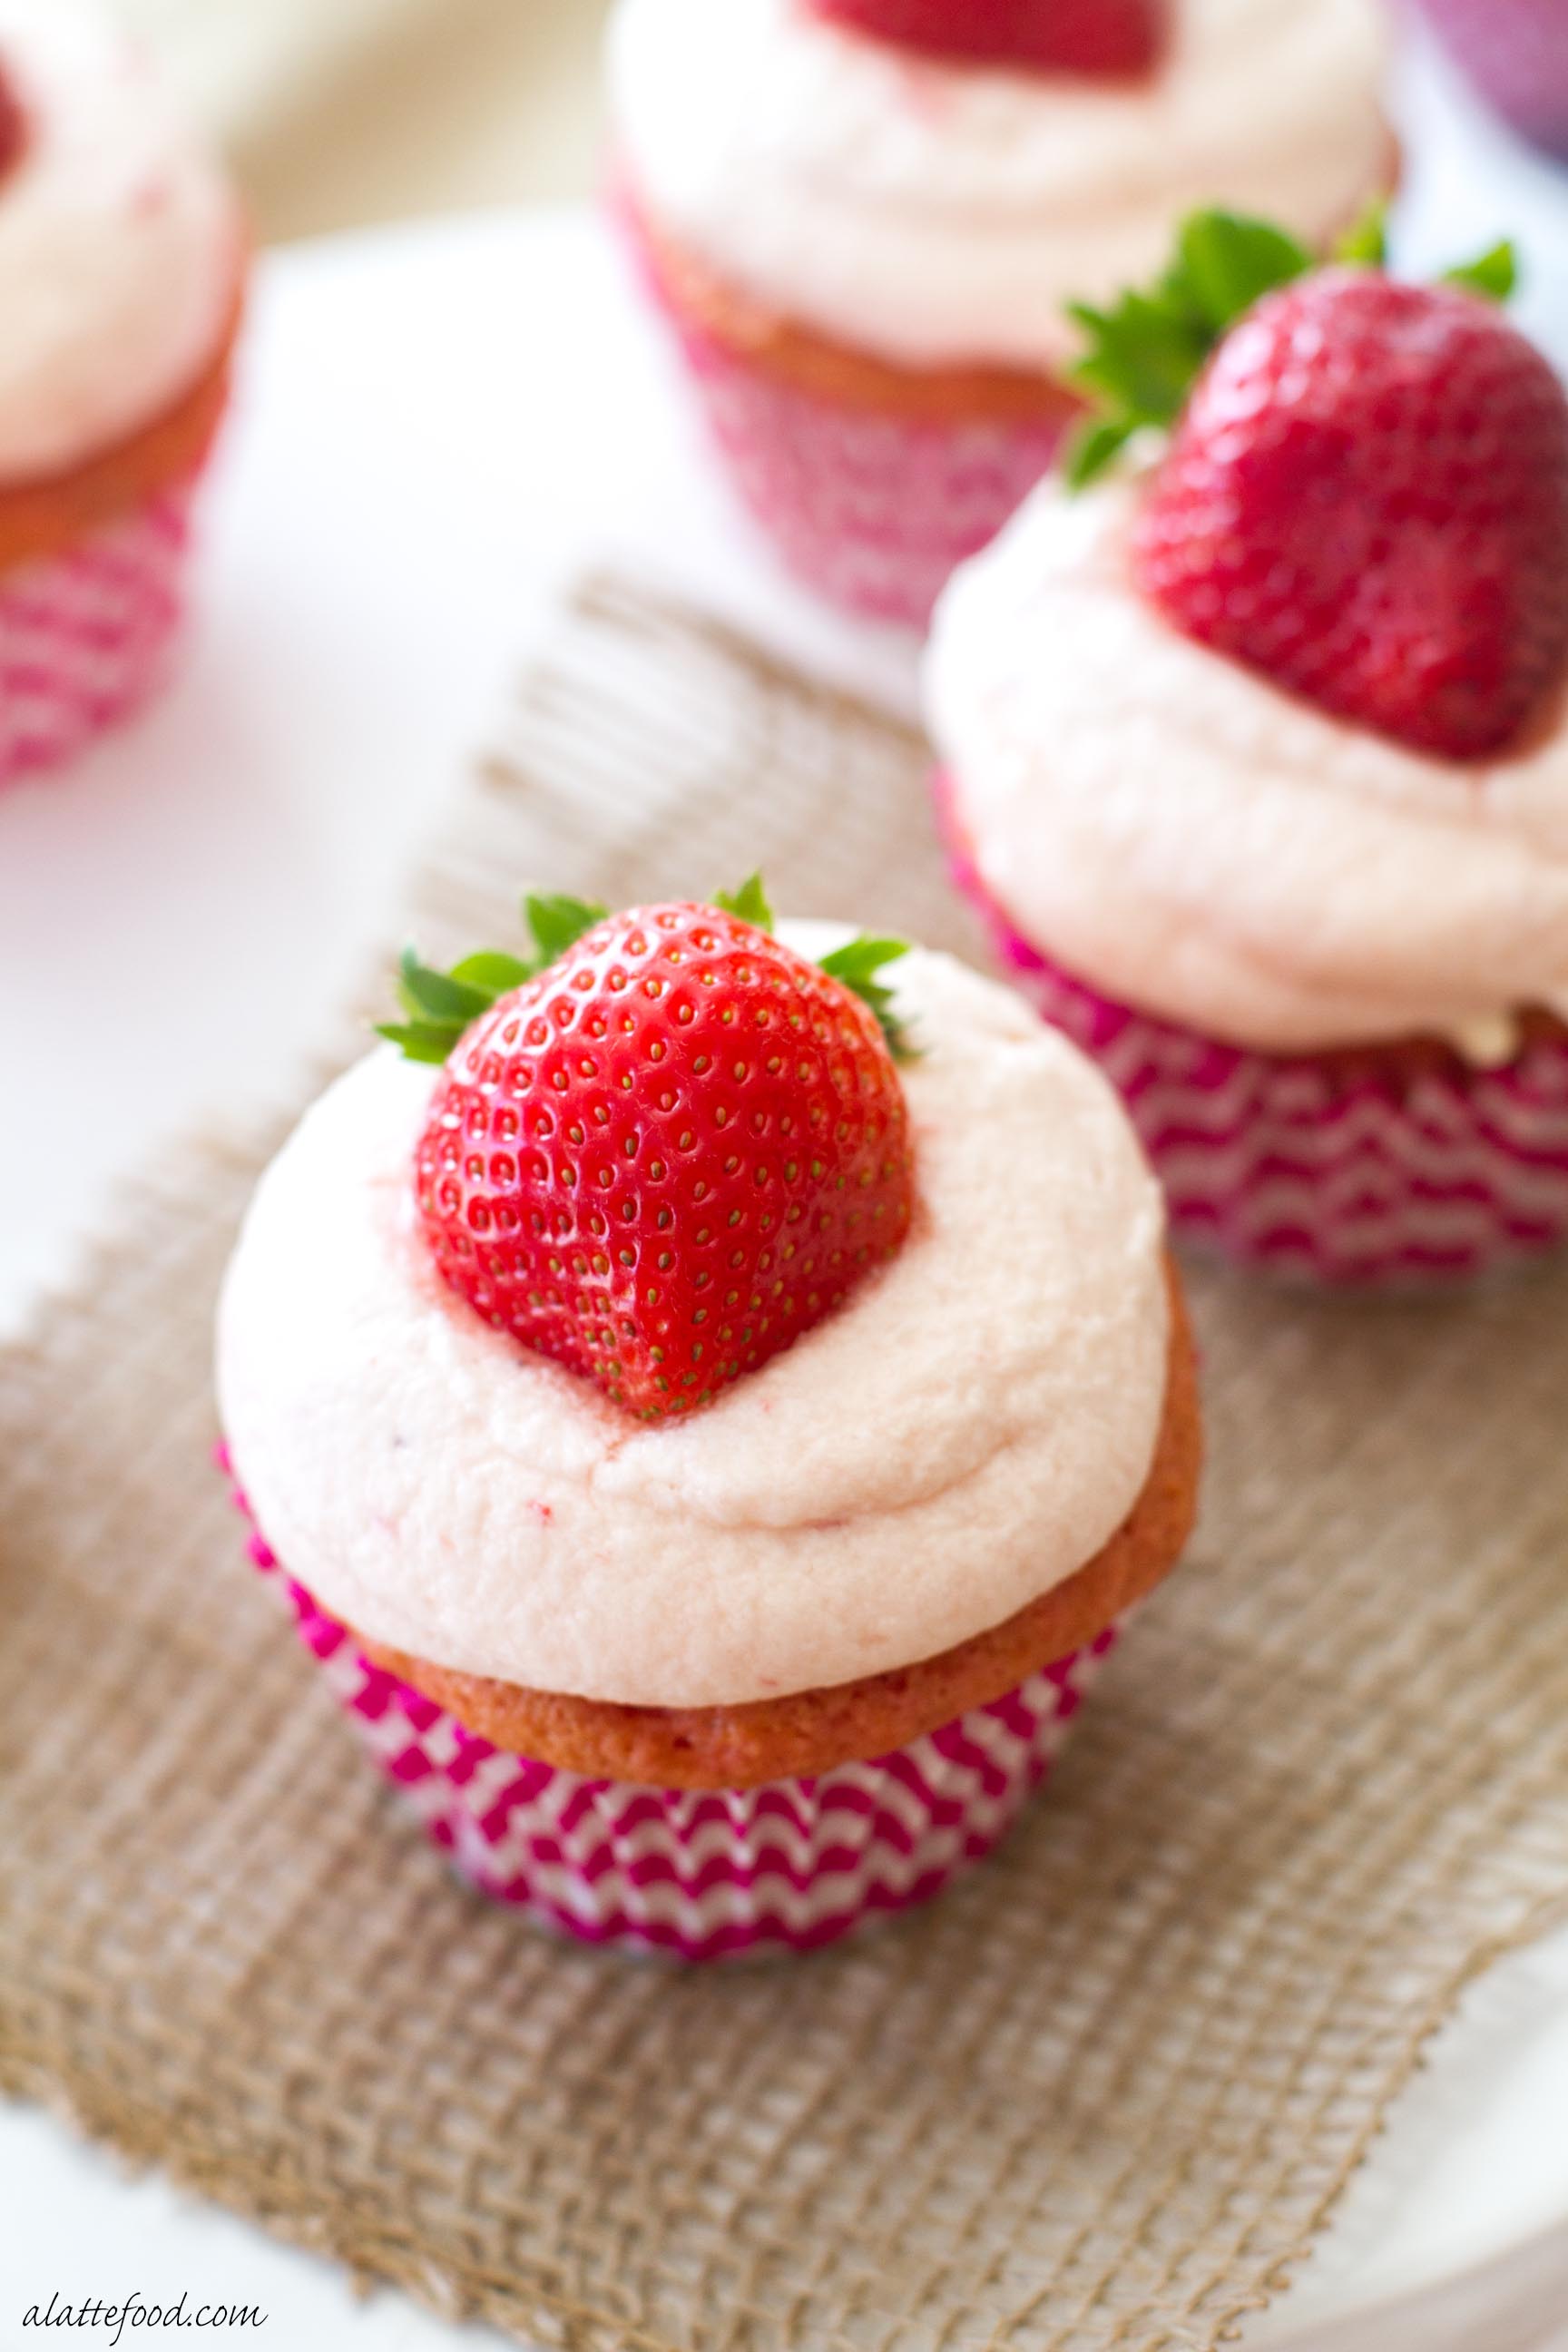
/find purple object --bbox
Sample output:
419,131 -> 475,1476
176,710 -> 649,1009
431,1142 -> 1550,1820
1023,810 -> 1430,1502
1415,0 -> 1568,162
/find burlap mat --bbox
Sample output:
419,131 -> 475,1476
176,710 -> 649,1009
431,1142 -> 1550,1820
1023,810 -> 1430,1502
5,576 -> 1568,2352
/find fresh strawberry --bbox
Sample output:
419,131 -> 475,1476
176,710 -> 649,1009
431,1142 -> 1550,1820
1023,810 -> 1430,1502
806,0 -> 1164,79
1066,210 -> 1568,761
1136,275 -> 1568,760
0,64 -> 26,181
381,881 -> 916,1421
1413,0 -> 1568,163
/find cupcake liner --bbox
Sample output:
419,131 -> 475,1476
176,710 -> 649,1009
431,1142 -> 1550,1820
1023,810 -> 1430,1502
620,201 -> 1069,630
938,773 -> 1568,1285
227,1465 -> 1121,1963
0,476 -> 200,788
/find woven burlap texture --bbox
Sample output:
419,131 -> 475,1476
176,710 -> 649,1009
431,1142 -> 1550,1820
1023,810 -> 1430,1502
4,578 -> 1568,2352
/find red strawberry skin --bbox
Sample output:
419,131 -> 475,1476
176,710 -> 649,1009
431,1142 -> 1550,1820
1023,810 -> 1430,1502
807,0 -> 1164,79
0,65 -> 27,182
415,906 -> 916,1420
1133,271 -> 1568,763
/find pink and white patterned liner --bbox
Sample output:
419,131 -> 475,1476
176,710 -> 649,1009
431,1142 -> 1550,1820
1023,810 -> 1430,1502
937,772 -> 1568,1285
618,192 -> 1071,630
0,480 -> 197,789
226,1465 -> 1120,1962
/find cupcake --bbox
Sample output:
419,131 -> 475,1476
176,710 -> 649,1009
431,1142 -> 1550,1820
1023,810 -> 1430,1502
217,884 -> 1200,1960
930,211 -> 1568,1285
0,2 -> 245,787
1412,1 -> 1568,164
607,0 -> 1392,628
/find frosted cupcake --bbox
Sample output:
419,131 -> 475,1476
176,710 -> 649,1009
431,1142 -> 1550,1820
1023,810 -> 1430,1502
608,0 -> 1392,627
0,2 -> 245,786
931,212 -> 1568,1284
218,884 -> 1200,1960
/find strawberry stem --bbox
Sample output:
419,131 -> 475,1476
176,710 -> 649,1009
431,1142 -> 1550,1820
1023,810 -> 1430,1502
712,873 -> 775,928
818,936 -> 913,1060
1443,240 -> 1517,302
1334,199 -> 1388,269
1063,207 -> 1523,489
376,893 -> 606,1062
377,880 -> 916,1065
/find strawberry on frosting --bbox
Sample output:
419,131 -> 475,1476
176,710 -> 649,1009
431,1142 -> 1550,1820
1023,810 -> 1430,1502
926,211 -> 1568,1065
805,0 -> 1166,78
380,880 -> 916,1420
1065,210 -> 1568,762
218,911 -> 1171,1710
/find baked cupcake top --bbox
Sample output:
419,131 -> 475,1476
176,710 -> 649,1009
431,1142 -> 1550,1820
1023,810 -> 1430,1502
608,0 -> 1389,373
929,216 -> 1568,1055
218,914 -> 1170,1712
0,0 -> 240,484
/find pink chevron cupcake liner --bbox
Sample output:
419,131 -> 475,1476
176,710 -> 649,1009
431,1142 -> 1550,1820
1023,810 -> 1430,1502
937,774 -> 1568,1285
0,478 -> 199,789
669,358 -> 1070,631
227,1467 -> 1121,1963
619,199 -> 1069,630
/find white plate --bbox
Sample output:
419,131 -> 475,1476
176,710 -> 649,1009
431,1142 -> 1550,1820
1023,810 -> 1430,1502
4,26 -> 1568,2345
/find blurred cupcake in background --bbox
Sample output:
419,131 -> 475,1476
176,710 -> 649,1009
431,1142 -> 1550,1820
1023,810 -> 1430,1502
0,2 -> 245,788
608,0 -> 1393,628
931,213 -> 1568,1286
1411,1 -> 1568,164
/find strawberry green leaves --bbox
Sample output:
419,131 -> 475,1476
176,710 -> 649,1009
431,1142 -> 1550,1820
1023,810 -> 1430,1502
1334,199 -> 1389,269
1171,211 -> 1314,336
377,893 -> 607,1063
711,873 -> 915,1051
445,950 -> 534,996
379,879 -> 916,1065
1063,208 -> 1524,489
1063,211 -> 1311,486
711,872 -> 776,929
818,936 -> 913,1060
1444,240 -> 1518,303
1061,418 -> 1143,492
523,892 -> 611,968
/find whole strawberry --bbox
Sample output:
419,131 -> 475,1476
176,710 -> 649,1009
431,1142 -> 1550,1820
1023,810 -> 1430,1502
807,0 -> 1164,78
1068,211 -> 1568,762
382,883 -> 916,1420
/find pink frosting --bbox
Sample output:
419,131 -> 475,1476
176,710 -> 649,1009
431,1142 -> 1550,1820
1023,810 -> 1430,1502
217,936 -> 1171,1710
927,479 -> 1568,1054
609,0 -> 1389,370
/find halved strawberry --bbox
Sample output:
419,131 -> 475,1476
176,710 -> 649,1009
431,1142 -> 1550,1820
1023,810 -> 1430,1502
1066,210 -> 1568,761
806,0 -> 1164,79
381,880 -> 916,1420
